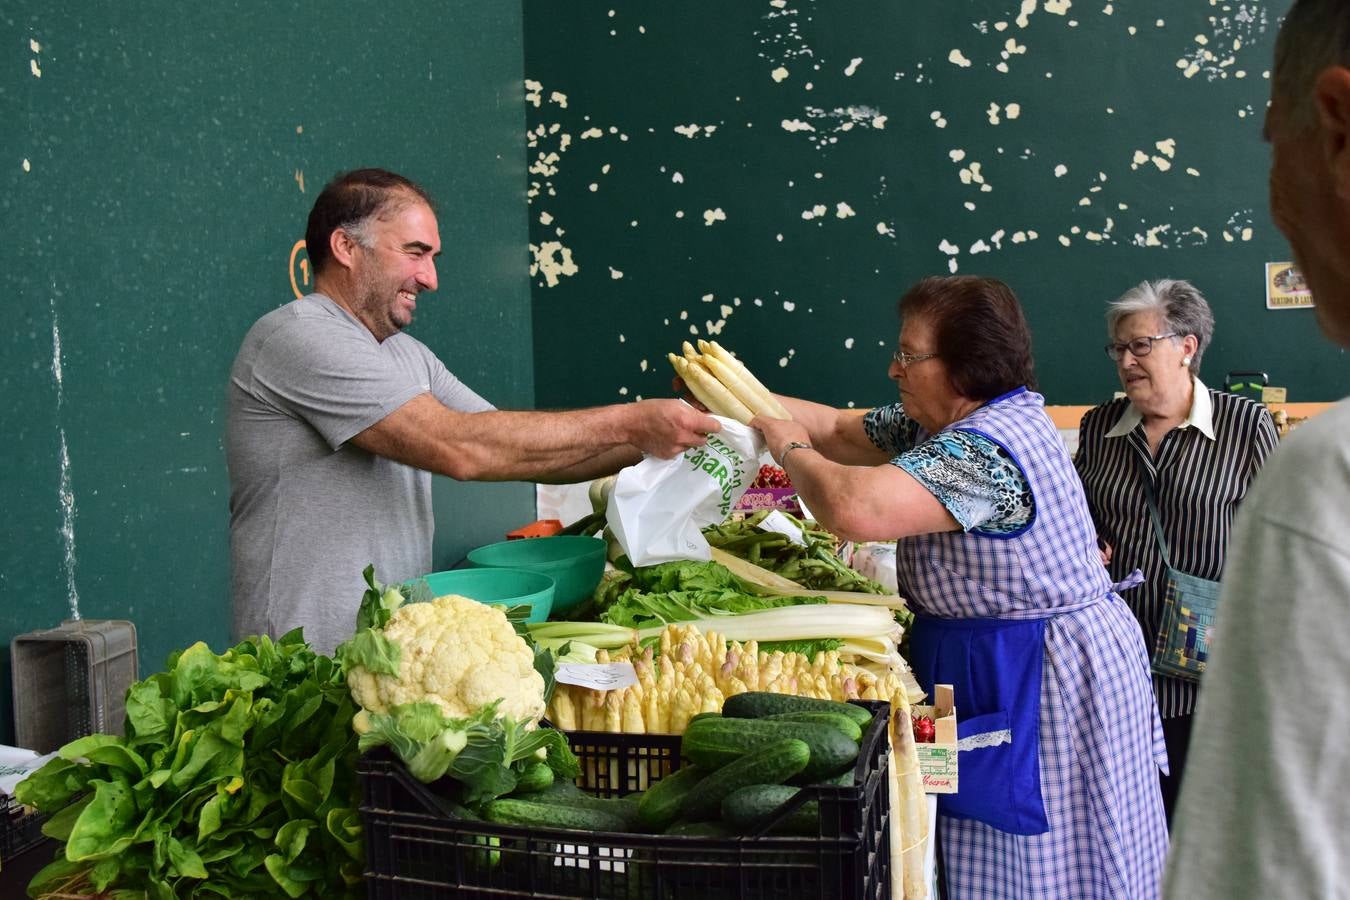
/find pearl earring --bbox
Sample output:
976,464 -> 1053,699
1182,356 -> 1192,365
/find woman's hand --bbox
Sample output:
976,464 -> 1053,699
751,414 -> 811,464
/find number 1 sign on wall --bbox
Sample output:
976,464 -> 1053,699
289,239 -> 310,299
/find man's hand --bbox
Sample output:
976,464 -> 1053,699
628,399 -> 720,458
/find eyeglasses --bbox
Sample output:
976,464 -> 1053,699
892,349 -> 939,368
1104,333 -> 1177,361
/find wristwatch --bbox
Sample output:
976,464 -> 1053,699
780,441 -> 813,464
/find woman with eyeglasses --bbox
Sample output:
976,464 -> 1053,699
753,274 -> 1169,899
1074,278 -> 1278,823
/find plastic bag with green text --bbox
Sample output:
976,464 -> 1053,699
606,416 -> 763,566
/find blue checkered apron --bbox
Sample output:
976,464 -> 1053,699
899,389 -> 1168,899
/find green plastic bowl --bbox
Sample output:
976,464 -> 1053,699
466,535 -> 606,616
414,568 -> 555,624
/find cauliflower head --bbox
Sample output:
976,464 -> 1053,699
346,595 -> 546,724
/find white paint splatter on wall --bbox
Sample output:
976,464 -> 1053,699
49,295 -> 81,619
522,0 -> 1283,406
674,123 -> 718,138
531,241 -> 578,287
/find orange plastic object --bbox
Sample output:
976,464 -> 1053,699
506,519 -> 564,540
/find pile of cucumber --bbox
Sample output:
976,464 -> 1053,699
473,692 -> 872,840
638,692 -> 873,837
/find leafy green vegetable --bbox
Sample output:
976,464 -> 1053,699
596,558 -> 827,632
757,638 -> 845,657
602,587 -> 825,631
630,559 -> 741,594
16,632 -> 362,899
354,701 -> 579,807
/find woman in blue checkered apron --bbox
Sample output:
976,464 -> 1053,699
756,275 -> 1168,899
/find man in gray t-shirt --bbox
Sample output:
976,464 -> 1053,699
226,169 -> 718,655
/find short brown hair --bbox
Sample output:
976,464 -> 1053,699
304,168 -> 435,276
898,275 -> 1037,399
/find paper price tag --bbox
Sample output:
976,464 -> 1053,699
758,509 -> 808,546
555,663 -> 638,691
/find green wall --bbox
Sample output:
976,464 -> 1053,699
0,3 -> 535,744
523,0 -> 1344,412
4,0 -> 1343,747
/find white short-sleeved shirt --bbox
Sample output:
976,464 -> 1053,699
226,293 -> 492,655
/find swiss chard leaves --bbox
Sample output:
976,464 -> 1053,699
14,633 -> 363,899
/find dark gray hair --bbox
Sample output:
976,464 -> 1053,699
1273,0 -> 1350,131
1106,279 -> 1214,375
305,169 -> 435,277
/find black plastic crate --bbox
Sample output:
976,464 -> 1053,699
359,700 -> 891,899
1,794 -> 49,863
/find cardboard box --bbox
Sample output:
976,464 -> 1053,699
911,683 -> 958,794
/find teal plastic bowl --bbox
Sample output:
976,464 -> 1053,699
414,567 -> 555,624
466,535 -> 606,616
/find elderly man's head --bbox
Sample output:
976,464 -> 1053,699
1267,0 -> 1350,346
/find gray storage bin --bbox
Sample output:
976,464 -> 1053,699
11,619 -> 138,753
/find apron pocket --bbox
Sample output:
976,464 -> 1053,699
939,709 -> 1050,835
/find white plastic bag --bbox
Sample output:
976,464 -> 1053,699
606,416 -> 764,566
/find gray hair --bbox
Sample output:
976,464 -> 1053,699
1106,279 -> 1215,375
1273,0 -> 1350,131
339,215 -> 378,250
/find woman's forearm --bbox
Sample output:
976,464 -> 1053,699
775,395 -> 888,465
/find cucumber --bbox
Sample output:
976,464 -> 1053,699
586,795 -> 642,830
435,801 -> 504,867
664,819 -> 734,838
637,764 -> 706,831
821,767 -> 856,787
481,797 -> 628,832
766,710 -> 863,743
513,760 -> 555,795
679,738 -> 809,821
514,780 -> 641,829
513,777 -> 583,804
721,692 -> 873,727
721,784 -> 819,835
682,715 -> 859,782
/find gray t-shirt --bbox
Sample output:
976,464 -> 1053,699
1164,398 -> 1350,898
226,293 -> 492,655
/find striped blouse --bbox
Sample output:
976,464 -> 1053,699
1074,380 -> 1278,718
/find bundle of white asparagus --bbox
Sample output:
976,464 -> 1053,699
667,339 -> 790,424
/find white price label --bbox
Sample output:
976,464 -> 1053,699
758,509 -> 808,546
555,663 -> 638,691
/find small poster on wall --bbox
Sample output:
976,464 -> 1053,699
1265,262 -> 1313,309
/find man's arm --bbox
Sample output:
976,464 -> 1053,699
535,445 -> 643,484
349,393 -> 716,481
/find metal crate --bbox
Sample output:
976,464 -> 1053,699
11,620 -> 138,753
